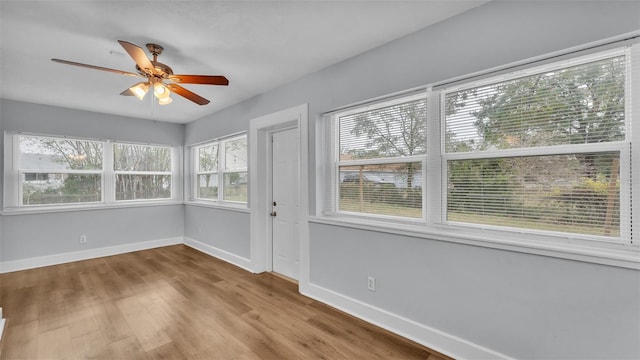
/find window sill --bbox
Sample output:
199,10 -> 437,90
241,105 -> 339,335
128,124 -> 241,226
185,200 -> 250,213
309,216 -> 640,270
1,200 -> 184,216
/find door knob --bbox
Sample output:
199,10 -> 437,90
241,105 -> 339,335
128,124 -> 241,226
270,211 -> 277,217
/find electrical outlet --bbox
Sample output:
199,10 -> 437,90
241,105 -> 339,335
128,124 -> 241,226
367,276 -> 376,292
79,235 -> 87,244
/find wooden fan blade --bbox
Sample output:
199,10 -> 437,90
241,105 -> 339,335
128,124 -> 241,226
51,59 -> 142,77
168,74 -> 229,86
166,84 -> 210,105
120,88 -> 134,96
118,40 -> 156,75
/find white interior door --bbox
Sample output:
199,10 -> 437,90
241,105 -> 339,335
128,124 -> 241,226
271,128 -> 299,280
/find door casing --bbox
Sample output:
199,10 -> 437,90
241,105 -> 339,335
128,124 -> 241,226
249,104 -> 309,290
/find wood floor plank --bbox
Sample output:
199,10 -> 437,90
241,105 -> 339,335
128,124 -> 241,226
1,320 -> 38,360
104,335 -> 148,360
0,245 -> 451,360
36,326 -> 74,360
66,306 -> 100,339
91,300 -> 135,344
116,295 -> 172,352
71,329 -> 109,360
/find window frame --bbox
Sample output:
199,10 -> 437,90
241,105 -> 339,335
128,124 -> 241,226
317,42 -> 638,269
439,47 -> 632,245
191,133 -> 248,206
15,134 -> 105,207
3,132 -> 180,211
112,142 -> 176,203
194,142 -> 220,201
325,91 -> 428,223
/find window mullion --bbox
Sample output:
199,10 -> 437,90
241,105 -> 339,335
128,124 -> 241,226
628,43 -> 639,243
104,141 -> 114,204
12,136 -> 21,207
331,115 -> 339,214
219,140 -> 226,201
426,90 -> 441,224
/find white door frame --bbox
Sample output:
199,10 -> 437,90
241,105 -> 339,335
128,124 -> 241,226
249,104 -> 309,290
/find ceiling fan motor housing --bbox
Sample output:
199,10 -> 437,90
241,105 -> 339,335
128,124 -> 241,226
135,43 -> 174,78
137,61 -> 174,78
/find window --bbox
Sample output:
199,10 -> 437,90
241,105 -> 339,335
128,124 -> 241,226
5,134 -> 176,208
195,143 -> 219,200
223,136 -> 248,202
193,134 -> 247,204
114,143 -> 172,201
322,44 -> 636,255
329,93 -> 426,219
443,51 -> 630,239
17,135 -> 103,205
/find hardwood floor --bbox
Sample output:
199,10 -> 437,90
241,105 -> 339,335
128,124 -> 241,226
0,245 -> 451,359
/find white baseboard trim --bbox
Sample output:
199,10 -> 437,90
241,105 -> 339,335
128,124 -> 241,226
0,237 -> 183,274
183,237 -> 253,272
301,282 -> 513,360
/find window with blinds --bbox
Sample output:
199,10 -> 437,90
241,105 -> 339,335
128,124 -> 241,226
322,43 -> 635,251
114,143 -> 172,201
332,93 -> 427,219
443,50 -> 630,239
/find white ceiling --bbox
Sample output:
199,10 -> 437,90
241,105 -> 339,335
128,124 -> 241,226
1,1 -> 486,124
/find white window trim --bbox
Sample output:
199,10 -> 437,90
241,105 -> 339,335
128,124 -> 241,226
439,47 -> 632,245
317,40 -> 639,269
326,91 -> 428,222
189,133 -> 248,207
3,132 -> 180,212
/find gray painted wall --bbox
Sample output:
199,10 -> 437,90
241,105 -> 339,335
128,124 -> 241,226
311,223 -> 640,359
184,206 -> 250,259
2,205 -> 184,261
0,100 -> 185,262
185,1 -> 640,359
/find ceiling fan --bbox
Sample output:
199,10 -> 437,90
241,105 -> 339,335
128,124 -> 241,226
51,40 -> 229,106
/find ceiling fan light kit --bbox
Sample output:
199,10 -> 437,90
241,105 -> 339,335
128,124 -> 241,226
51,40 -> 229,106
129,82 -> 150,100
158,96 -> 173,105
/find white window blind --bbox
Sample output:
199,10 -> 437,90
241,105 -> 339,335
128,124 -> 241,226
113,143 -> 172,201
331,93 -> 427,219
443,49 -> 631,240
